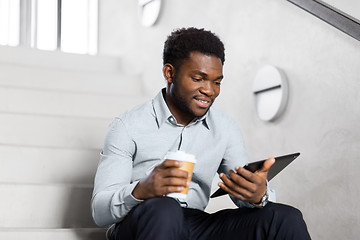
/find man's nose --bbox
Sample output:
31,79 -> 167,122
199,81 -> 214,97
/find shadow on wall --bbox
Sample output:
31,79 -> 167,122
61,155 -> 107,239
62,186 -> 97,228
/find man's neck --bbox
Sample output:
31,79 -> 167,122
162,89 -> 194,126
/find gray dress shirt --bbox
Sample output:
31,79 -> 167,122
91,89 -> 275,227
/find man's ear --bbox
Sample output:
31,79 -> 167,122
163,63 -> 175,83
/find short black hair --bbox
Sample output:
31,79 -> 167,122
163,27 -> 225,69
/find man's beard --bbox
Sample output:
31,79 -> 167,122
170,83 -> 212,119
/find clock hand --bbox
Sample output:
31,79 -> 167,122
138,0 -> 155,7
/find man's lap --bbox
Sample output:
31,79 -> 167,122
112,197 -> 310,240
182,202 -> 307,239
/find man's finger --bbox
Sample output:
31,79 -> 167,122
218,174 -> 251,201
156,160 -> 189,179
159,159 -> 182,168
257,157 -> 275,173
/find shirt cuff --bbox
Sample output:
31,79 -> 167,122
124,181 -> 144,207
266,180 -> 277,202
111,181 -> 143,216
129,181 -> 144,203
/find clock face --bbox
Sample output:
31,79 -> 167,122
138,0 -> 162,27
252,65 -> 289,122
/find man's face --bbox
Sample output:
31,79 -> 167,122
165,51 -> 223,125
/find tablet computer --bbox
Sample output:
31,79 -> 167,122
210,152 -> 300,198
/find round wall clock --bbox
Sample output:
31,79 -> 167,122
138,0 -> 162,27
252,65 -> 289,122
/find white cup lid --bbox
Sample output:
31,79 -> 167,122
164,151 -> 196,163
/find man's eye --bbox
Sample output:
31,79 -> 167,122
192,77 -> 202,81
215,81 -> 221,86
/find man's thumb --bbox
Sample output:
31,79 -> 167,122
259,157 -> 275,173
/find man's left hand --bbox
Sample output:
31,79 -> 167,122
218,157 -> 275,203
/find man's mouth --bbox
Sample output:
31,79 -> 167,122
194,98 -> 211,108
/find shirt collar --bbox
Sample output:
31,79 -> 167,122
193,112 -> 210,129
152,88 -> 210,130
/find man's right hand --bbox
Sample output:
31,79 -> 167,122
132,160 -> 190,200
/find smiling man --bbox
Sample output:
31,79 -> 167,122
91,27 -> 311,240
163,51 -> 222,125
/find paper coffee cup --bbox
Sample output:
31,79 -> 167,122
164,151 -> 196,200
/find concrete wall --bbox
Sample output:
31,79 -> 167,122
99,0 -> 360,239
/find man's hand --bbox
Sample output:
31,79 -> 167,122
132,160 -> 190,200
218,157 -> 275,203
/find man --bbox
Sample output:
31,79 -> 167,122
91,27 -> 311,240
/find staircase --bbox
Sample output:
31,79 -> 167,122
0,47 -> 148,239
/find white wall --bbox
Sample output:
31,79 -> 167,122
99,0 -> 360,239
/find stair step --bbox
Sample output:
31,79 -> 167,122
0,183 -> 95,228
0,228 -> 106,240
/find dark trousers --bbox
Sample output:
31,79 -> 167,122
111,197 -> 311,240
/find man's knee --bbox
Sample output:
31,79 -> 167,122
265,202 -> 311,239
134,197 -> 183,223
139,197 -> 182,213
131,197 -> 184,239
114,197 -> 185,240
268,203 -> 304,224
